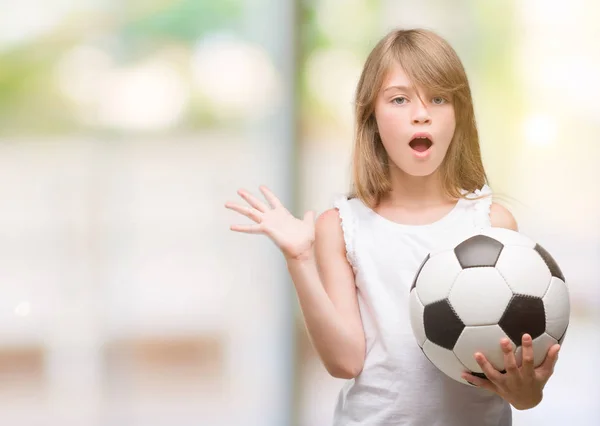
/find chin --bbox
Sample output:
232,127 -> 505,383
407,168 -> 438,177
397,163 -> 441,177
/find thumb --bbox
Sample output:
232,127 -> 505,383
303,210 -> 315,224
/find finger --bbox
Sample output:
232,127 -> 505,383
238,189 -> 269,212
225,202 -> 263,223
461,373 -> 498,393
536,343 -> 560,378
501,338 -> 519,377
230,224 -> 263,234
475,352 -> 504,385
259,185 -> 283,209
520,334 -> 535,378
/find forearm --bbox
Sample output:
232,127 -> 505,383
287,256 -> 364,378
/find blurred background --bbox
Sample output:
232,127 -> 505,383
0,0 -> 598,425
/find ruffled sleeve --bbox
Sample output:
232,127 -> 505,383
333,195 -> 357,269
469,184 -> 493,229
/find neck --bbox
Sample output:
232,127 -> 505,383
383,166 -> 451,207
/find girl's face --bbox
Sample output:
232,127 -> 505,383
374,62 -> 456,177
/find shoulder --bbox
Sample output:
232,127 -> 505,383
317,208 -> 341,227
316,209 -> 345,241
315,208 -> 356,269
317,204 -> 358,267
489,202 -> 518,231
317,195 -> 363,240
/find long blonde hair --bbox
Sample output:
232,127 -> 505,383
351,28 -> 488,208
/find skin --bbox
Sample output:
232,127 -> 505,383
375,60 -> 456,180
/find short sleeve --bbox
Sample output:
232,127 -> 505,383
332,195 -> 357,269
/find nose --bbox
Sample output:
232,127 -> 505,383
411,100 -> 431,124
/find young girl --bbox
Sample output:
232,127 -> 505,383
225,28 -> 560,425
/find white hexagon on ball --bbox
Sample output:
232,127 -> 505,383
543,277 -> 570,340
423,340 -> 470,385
415,250 -> 462,305
454,324 -> 515,373
495,245 -> 552,297
449,267 -> 512,326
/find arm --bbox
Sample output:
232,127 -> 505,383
225,186 -> 365,379
288,209 -> 366,379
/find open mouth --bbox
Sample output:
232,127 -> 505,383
409,137 -> 433,152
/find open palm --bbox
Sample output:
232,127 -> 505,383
225,186 -> 315,260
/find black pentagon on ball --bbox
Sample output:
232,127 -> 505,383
423,299 -> 465,350
498,295 -> 546,343
534,243 -> 565,281
410,254 -> 430,291
454,235 -> 504,268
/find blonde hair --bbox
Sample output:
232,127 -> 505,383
350,28 -> 488,208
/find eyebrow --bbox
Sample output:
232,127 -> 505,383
383,85 -> 414,93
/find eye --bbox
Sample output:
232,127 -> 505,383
392,97 -> 407,105
432,96 -> 447,105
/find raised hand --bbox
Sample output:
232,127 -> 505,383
225,186 -> 315,261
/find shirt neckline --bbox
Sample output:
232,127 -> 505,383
355,196 -> 466,233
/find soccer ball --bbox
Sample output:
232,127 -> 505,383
408,227 -> 570,386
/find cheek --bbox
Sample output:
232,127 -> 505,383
444,120 -> 456,140
376,107 -> 406,136
438,111 -> 456,143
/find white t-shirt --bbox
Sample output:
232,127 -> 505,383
331,184 -> 512,426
